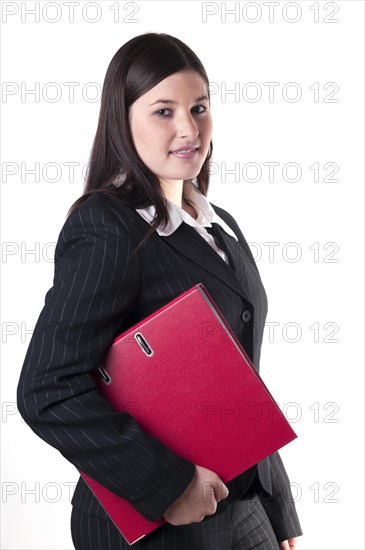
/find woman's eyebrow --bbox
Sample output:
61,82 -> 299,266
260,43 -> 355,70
148,95 -> 209,106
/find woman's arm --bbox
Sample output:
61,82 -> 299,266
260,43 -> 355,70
257,451 -> 303,542
210,203 -> 303,542
16,193 -> 196,522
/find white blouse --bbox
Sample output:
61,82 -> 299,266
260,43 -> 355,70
135,179 -> 238,265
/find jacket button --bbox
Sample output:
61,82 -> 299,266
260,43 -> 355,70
241,309 -> 251,322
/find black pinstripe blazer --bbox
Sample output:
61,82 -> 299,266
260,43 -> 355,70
17,191 -> 302,542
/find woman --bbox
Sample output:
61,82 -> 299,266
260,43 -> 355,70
17,33 -> 303,549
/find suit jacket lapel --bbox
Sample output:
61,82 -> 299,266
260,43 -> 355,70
129,201 -> 257,306
160,222 -> 254,306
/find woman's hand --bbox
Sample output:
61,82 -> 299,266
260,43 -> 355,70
163,465 -> 229,526
279,537 -> 300,549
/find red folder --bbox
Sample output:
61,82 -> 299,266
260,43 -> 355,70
79,283 -> 297,545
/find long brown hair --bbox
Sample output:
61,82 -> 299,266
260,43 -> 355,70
67,32 -> 213,256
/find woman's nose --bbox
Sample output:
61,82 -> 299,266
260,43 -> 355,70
176,112 -> 199,139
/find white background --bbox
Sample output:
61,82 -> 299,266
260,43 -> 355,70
1,1 -> 364,549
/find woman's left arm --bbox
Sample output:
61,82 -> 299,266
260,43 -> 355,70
211,204 -> 303,545
257,451 -> 303,545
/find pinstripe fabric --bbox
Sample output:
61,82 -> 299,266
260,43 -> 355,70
17,190 -> 302,545
70,477 -> 280,550
255,451 -> 303,542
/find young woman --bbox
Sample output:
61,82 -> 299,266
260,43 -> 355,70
17,33 -> 303,549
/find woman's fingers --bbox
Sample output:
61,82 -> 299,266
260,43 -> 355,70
163,466 -> 229,526
212,480 -> 229,502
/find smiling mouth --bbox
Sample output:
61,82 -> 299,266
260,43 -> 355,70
169,147 -> 200,159
170,147 -> 199,154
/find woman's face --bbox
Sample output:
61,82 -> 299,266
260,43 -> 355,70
129,69 -> 212,188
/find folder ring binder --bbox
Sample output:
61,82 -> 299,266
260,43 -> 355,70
135,332 -> 153,356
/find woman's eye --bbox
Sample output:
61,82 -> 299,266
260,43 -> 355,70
155,109 -> 171,117
154,105 -> 207,117
192,105 -> 207,114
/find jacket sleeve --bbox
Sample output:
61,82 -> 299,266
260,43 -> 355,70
257,451 -> 303,542
16,194 -> 196,521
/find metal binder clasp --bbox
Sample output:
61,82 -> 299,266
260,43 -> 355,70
134,332 -> 153,357
98,366 -> 111,384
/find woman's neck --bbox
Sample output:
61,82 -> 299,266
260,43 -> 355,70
182,196 -> 198,219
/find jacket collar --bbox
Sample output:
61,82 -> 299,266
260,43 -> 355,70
135,179 -> 238,242
129,181 -> 258,306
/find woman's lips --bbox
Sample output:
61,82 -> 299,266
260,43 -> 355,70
170,147 -> 199,159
